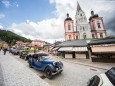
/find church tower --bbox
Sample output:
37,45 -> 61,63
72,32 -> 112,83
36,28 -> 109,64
75,2 -> 92,39
64,13 -> 79,40
89,10 -> 107,38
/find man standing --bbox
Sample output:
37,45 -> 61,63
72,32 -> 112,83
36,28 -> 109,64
3,48 -> 7,55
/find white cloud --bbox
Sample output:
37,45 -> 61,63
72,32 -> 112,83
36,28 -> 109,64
16,4 -> 19,7
8,0 -> 115,43
0,13 -> 5,19
0,25 -> 4,29
9,19 -> 64,43
2,0 -> 11,8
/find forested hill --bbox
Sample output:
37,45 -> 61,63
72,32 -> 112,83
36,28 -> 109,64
0,29 -> 31,45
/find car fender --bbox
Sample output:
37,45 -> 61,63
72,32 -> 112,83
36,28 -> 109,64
44,64 -> 55,72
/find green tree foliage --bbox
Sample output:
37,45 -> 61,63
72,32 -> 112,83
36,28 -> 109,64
0,29 -> 32,45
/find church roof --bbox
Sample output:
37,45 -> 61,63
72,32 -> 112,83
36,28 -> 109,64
77,2 -> 82,11
89,38 -> 115,45
89,10 -> 99,20
65,13 -> 72,21
89,14 -> 99,20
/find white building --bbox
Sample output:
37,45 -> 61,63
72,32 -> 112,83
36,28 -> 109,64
64,2 -> 107,40
75,2 -> 92,39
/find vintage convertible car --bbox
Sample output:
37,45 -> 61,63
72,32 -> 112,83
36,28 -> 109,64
87,67 -> 115,86
19,51 -> 29,59
28,53 -> 63,79
20,51 -> 34,60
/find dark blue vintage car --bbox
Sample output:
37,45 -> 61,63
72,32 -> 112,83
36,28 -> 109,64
28,53 -> 63,79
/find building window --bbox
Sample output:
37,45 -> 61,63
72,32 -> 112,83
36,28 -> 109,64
68,24 -> 71,30
97,23 -> 101,28
92,34 -> 95,38
100,33 -> 103,38
83,33 -> 86,39
80,14 -> 82,16
80,26 -> 82,31
76,26 -> 77,32
83,27 -> 85,31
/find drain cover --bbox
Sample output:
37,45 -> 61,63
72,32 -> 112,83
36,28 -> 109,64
40,75 -> 46,79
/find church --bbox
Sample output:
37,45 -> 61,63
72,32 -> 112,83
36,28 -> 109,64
64,2 -> 107,40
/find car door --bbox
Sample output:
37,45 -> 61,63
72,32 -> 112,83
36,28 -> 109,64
33,57 -> 42,70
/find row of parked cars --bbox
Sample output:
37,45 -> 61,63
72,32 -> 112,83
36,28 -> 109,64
10,48 -> 64,79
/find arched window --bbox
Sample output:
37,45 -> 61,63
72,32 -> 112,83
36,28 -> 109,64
97,23 -> 101,28
100,33 -> 103,38
68,24 -> 71,30
83,33 -> 86,39
68,35 -> 71,40
83,27 -> 85,31
92,34 -> 95,38
76,36 -> 78,40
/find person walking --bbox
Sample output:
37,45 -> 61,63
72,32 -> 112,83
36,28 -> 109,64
3,48 -> 7,55
0,47 -> 2,51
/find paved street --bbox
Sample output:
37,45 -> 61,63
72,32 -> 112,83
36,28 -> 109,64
13,53 -> 108,86
0,51 -> 114,86
0,63 -> 5,86
0,51 -> 50,86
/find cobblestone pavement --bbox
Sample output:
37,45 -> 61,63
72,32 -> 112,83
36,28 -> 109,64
0,63 -> 5,86
13,52 -> 108,86
0,51 -> 50,86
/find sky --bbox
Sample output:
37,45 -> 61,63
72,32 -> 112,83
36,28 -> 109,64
0,0 -> 115,43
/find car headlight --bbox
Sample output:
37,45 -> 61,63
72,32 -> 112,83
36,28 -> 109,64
53,62 -> 58,66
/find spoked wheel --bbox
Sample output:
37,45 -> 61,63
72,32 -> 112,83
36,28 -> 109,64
45,67 -> 53,79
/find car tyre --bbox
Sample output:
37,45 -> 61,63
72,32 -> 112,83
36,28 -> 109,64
87,75 -> 100,86
45,67 -> 53,79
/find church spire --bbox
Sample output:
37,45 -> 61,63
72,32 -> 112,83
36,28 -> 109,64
77,1 -> 82,11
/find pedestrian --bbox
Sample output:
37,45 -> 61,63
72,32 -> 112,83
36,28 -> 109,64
3,48 -> 7,55
0,47 -> 2,51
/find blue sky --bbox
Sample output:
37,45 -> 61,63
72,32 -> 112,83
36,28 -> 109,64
0,0 -> 115,43
0,0 -> 55,27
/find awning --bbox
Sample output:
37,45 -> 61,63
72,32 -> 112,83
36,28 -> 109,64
52,47 -> 60,50
58,47 -> 87,52
72,47 -> 87,51
58,47 -> 73,51
92,46 -> 115,53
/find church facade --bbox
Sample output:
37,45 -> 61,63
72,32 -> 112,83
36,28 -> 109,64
64,2 -> 107,40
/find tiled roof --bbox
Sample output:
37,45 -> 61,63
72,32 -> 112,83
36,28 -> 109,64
57,40 -> 87,47
89,38 -> 115,45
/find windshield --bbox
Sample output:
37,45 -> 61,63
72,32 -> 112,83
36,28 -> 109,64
41,56 -> 50,59
105,67 -> 115,86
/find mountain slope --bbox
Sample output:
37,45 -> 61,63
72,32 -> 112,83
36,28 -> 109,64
0,29 -> 31,45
